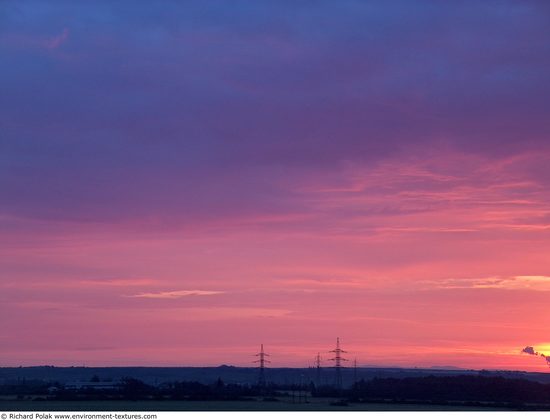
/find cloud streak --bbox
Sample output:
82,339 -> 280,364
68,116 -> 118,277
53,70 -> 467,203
428,276 -> 550,291
129,290 -> 225,299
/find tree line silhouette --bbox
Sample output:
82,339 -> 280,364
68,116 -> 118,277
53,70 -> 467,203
3,374 -> 550,408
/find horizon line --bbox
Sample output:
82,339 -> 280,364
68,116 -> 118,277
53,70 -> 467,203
2,364 -> 548,374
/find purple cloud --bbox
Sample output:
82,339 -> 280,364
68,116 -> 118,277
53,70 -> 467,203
1,0 -> 550,227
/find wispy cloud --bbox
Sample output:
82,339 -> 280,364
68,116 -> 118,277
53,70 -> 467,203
280,278 -> 370,289
0,278 -> 157,291
129,290 -> 225,299
80,278 -> 155,287
428,276 -> 550,291
376,227 -> 478,233
1,28 -> 70,51
45,28 -> 69,50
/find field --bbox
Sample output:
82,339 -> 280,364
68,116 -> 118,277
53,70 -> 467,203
0,397 -> 507,411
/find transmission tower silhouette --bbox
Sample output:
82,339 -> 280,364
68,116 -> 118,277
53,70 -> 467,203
315,352 -> 322,385
328,337 -> 348,389
254,344 -> 270,387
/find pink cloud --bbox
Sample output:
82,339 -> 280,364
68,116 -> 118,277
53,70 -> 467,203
129,290 -> 225,299
1,28 -> 70,51
45,28 -> 69,50
2,148 -> 550,369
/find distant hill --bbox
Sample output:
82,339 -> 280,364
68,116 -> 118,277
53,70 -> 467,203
1,366 -> 549,387
429,366 -> 465,370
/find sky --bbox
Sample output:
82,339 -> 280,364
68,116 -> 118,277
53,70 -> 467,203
1,0 -> 550,371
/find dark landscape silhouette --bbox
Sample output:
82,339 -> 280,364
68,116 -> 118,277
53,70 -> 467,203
2,365 -> 550,411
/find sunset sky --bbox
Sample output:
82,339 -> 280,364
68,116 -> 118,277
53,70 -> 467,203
1,1 -> 550,371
